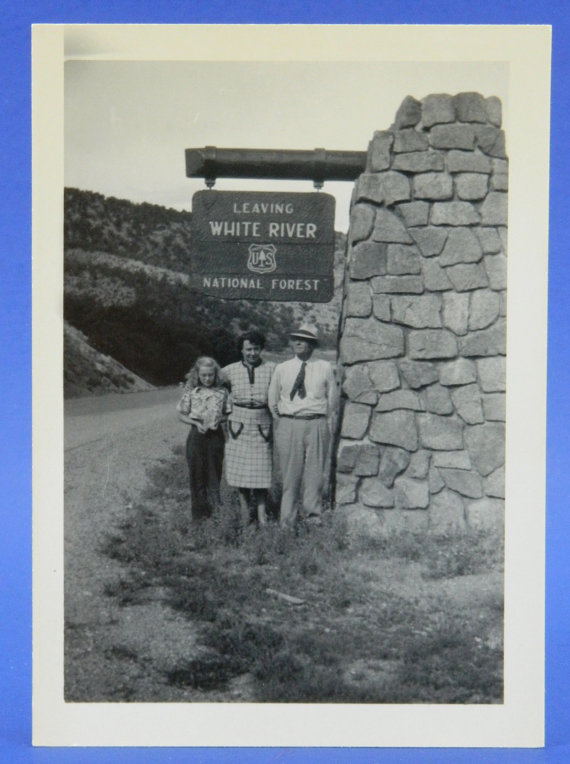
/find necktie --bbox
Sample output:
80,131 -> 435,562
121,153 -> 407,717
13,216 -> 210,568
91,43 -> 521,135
290,362 -> 307,400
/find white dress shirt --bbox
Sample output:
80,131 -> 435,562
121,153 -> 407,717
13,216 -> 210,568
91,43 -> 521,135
268,356 -> 337,417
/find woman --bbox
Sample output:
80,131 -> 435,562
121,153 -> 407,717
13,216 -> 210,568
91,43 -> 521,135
177,356 -> 229,521
223,330 -> 275,526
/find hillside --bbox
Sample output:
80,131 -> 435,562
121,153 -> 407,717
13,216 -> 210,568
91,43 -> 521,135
64,322 -> 155,397
64,189 -> 346,392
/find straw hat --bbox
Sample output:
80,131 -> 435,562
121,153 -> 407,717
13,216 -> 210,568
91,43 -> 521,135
290,322 -> 319,344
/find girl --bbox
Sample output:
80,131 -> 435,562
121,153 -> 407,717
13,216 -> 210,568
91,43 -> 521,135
177,356 -> 229,521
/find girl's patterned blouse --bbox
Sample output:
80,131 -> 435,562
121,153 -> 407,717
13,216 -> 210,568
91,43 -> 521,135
177,386 -> 229,430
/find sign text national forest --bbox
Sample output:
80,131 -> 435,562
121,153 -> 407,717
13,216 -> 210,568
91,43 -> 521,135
190,190 -> 335,301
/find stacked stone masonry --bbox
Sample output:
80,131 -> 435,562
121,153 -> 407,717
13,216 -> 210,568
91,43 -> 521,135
336,92 -> 506,534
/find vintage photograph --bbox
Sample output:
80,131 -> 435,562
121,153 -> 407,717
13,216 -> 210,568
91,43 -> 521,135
63,55 -> 507,705
33,24 -> 549,747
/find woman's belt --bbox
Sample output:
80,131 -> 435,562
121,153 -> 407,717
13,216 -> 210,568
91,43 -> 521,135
229,404 -> 271,425
233,403 -> 268,410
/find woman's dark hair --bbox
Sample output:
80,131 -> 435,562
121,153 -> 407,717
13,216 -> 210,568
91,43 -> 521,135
237,330 -> 266,353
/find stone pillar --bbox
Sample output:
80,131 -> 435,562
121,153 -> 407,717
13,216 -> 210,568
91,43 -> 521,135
336,92 -> 507,534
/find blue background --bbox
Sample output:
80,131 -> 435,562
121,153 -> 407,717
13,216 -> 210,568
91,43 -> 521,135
2,2 -> 567,762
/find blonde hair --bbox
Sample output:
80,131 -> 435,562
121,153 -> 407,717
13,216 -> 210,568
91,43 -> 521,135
185,356 -> 225,388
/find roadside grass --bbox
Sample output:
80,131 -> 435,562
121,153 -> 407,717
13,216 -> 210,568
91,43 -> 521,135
101,445 -> 504,703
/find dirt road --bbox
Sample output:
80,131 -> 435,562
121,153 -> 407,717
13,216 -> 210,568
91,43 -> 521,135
64,387 -> 245,701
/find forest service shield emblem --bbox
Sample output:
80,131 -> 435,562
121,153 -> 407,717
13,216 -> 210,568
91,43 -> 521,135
247,244 -> 277,274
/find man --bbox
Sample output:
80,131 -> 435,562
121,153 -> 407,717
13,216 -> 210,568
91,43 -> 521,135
268,322 -> 338,528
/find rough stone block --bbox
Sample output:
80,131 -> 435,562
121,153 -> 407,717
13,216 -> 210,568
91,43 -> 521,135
337,441 -> 359,472
391,294 -> 442,328
355,172 -> 410,206
342,366 -> 378,405
354,444 -> 381,477
369,411 -> 418,451
492,159 -> 508,175
395,96 -> 422,128
429,490 -> 466,533
451,384 -> 485,424
333,504 -> 385,546
491,173 -> 508,192
439,358 -> 477,386
429,124 -> 476,150
346,281 -> 372,317
372,295 -> 391,321
483,393 -> 506,422
410,227 -> 448,257
439,467 -> 483,498
484,254 -> 508,290
359,477 -> 394,508
392,151 -> 445,173
443,292 -> 469,335
484,465 -> 505,498
500,292 -> 507,317
421,259 -> 452,291
469,289 -> 500,330
421,94 -> 456,127
429,466 -> 445,494
376,390 -> 425,412
341,318 -> 405,363
498,227 -> 508,254
340,402 -> 372,439
413,172 -> 453,200
431,202 -> 480,226
464,422 -> 505,476
378,446 -> 411,487
417,413 -> 464,450
424,383 -> 454,414
439,227 -> 483,266
371,275 -> 424,294
477,357 -> 506,392
407,449 -> 431,479
432,450 -> 471,469
397,201 -> 430,228
336,473 -> 359,505
485,96 -> 502,127
476,227 -> 502,254
480,192 -> 508,226
368,131 -> 394,172
394,476 -> 430,509
393,128 -> 429,153
459,318 -> 506,357
446,150 -> 492,174
372,209 -> 413,244
350,241 -> 388,279
455,173 -> 489,200
408,329 -> 458,359
475,126 -> 507,158
368,360 -> 400,392
454,92 -> 488,123
350,203 -> 375,244
446,262 -> 489,292
466,497 -> 504,531
399,360 -> 438,389
387,244 -> 422,275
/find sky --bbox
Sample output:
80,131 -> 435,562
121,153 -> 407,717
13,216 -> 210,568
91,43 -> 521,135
65,59 -> 509,232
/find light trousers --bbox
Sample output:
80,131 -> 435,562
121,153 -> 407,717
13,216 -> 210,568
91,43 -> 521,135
275,416 -> 330,527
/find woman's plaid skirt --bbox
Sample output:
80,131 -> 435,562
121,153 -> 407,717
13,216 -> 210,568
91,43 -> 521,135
224,407 -> 273,488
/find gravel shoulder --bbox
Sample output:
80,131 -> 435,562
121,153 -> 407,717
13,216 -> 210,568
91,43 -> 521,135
64,388 -> 245,701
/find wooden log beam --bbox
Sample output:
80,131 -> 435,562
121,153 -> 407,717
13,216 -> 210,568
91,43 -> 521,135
185,146 -> 367,185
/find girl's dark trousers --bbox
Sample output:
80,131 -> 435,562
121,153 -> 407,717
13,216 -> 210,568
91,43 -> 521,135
185,425 -> 225,520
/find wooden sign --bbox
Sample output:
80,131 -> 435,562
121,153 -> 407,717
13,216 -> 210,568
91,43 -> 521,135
190,190 -> 335,301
